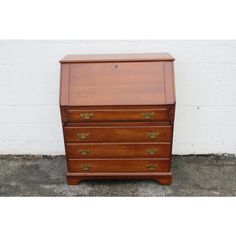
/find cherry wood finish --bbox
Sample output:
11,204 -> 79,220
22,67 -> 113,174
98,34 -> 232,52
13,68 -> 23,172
64,126 -> 172,143
60,64 -> 70,106
67,158 -> 171,173
60,53 -> 176,185
164,62 -> 176,104
66,172 -> 172,185
60,53 -> 174,63
68,62 -> 166,106
67,108 -> 168,122
65,142 -> 171,158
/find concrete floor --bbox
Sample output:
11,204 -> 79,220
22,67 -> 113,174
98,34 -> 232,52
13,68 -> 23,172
0,155 -> 235,196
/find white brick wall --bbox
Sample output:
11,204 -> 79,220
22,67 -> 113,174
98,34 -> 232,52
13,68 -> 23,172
0,40 -> 236,155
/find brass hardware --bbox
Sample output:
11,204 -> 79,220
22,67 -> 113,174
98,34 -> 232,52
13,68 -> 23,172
146,164 -> 157,170
77,132 -> 90,140
80,164 -> 92,171
146,132 -> 159,139
147,148 -> 158,155
141,112 -> 155,119
79,149 -> 91,156
80,113 -> 94,120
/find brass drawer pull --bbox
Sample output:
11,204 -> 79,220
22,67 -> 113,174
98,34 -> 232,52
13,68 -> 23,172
147,148 -> 158,155
77,132 -> 90,140
146,132 -> 159,139
79,149 -> 91,156
80,164 -> 92,171
141,112 -> 155,119
146,164 -> 157,170
80,113 -> 94,120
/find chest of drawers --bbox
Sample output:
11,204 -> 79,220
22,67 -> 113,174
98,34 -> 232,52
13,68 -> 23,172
59,53 -> 176,185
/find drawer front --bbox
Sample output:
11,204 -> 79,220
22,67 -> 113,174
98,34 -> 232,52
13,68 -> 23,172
66,143 -> 171,158
67,159 -> 171,173
64,126 -> 172,142
67,109 -> 168,122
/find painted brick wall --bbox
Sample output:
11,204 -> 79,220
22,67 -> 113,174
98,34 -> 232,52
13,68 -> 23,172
0,40 -> 236,155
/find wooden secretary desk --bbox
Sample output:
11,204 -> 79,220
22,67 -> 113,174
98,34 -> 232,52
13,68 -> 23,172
59,53 -> 176,185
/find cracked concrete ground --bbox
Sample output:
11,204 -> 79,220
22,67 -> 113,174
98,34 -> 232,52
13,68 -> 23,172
0,155 -> 235,196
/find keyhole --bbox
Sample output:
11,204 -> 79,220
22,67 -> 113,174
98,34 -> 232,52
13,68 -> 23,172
115,65 -> 118,68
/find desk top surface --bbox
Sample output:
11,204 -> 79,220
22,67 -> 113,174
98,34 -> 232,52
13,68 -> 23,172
60,53 -> 175,63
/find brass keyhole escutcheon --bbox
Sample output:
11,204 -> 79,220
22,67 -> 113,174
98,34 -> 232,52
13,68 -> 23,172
80,113 -> 94,120
147,148 -> 158,155
77,132 -> 90,140
146,164 -> 157,170
146,132 -> 159,139
80,164 -> 92,171
79,149 -> 91,156
141,112 -> 155,119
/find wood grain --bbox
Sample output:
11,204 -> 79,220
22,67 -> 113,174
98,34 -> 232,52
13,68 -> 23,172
66,172 -> 172,185
59,53 -> 176,185
59,64 -> 70,106
67,108 -> 168,122
164,62 -> 176,104
67,158 -> 171,173
68,62 -> 166,106
64,126 -> 172,143
60,53 -> 175,63
65,142 -> 171,158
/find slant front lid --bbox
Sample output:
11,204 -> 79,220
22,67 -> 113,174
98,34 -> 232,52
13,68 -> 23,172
60,53 -> 175,106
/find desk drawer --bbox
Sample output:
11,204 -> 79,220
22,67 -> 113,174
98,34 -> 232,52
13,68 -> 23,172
66,143 -> 171,158
67,159 -> 171,173
67,108 -> 168,122
64,126 -> 172,142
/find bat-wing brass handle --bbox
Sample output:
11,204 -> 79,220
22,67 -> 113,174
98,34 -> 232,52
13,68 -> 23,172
146,164 -> 157,170
80,164 -> 92,171
80,113 -> 94,120
79,149 -> 91,156
141,112 -> 155,119
146,132 -> 159,139
147,148 -> 158,155
77,132 -> 90,140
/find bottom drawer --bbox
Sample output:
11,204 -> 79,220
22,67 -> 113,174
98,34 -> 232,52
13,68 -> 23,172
67,159 -> 171,173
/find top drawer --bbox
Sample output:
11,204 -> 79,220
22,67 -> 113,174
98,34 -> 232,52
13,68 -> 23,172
67,109 -> 168,122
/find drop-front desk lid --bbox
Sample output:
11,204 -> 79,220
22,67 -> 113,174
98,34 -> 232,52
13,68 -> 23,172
60,53 -> 175,106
